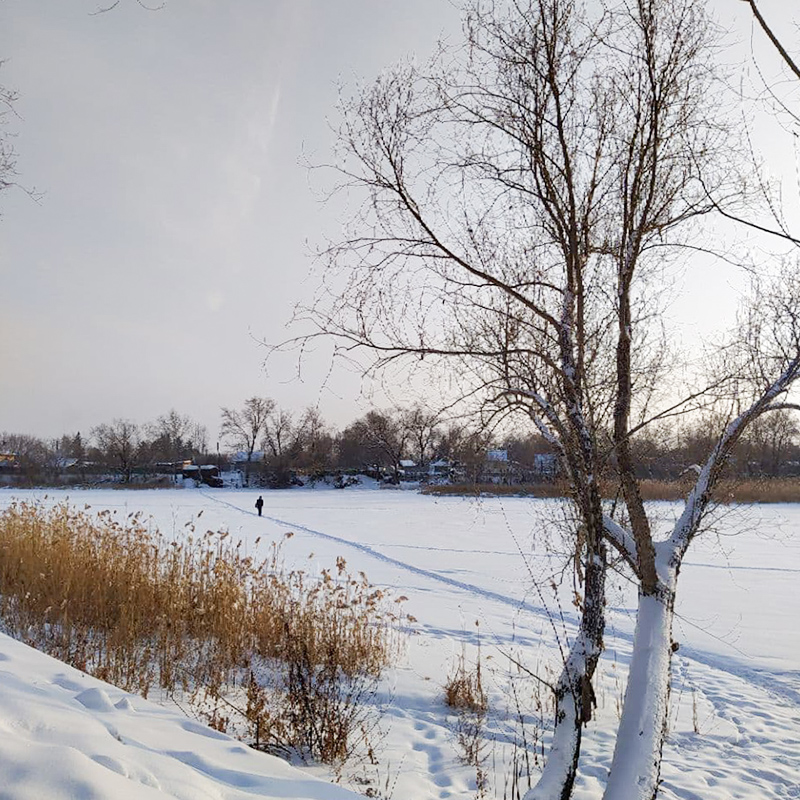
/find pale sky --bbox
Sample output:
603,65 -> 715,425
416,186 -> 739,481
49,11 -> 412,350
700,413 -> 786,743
1,0 -> 798,442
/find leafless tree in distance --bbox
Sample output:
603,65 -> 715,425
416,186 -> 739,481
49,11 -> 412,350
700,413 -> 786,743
92,419 -> 140,483
220,397 -> 274,486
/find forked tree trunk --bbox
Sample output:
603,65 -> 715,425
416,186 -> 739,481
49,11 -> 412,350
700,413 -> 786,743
602,552 -> 678,800
602,367 -> 800,799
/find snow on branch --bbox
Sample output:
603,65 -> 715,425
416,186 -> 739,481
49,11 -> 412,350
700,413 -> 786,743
500,387 -> 568,450
602,514 -> 637,569
671,353 -> 800,558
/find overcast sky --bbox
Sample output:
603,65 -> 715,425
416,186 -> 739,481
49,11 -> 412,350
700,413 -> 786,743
1,0 -> 798,443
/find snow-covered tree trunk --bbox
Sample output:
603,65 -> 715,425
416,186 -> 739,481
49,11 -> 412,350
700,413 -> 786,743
524,545 -> 606,800
602,571 -> 677,800
522,643 -> 586,800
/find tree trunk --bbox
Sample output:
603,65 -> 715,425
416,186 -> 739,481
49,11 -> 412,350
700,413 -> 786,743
524,546 -> 606,800
602,584 -> 676,800
523,665 -> 582,800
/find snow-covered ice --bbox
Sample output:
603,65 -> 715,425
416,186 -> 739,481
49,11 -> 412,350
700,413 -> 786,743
0,486 -> 798,799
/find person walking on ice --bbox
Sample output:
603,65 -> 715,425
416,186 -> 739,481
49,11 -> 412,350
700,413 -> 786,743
255,495 -> 264,517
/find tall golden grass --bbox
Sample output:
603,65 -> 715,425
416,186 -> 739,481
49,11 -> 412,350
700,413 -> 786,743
0,501 -> 404,765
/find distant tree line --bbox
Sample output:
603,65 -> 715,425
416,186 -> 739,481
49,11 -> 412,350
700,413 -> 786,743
219,399 -> 517,487
0,409 -> 210,485
2,400 -> 799,487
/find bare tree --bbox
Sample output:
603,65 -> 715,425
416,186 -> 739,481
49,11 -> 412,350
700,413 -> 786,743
220,397 -> 273,485
444,425 -> 494,484
284,0 -> 800,797
147,409 -> 208,463
601,268 -> 800,800
92,419 -> 140,482
262,406 -> 302,486
0,433 -> 53,481
357,411 -> 409,482
295,407 -> 335,472
736,407 -> 799,476
401,405 -> 442,465
262,407 -> 295,461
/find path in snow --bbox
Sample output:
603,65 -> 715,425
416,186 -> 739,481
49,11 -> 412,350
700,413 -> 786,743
200,490 -> 799,710
200,490 -> 584,629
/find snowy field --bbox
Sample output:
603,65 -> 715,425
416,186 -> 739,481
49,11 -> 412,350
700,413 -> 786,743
0,485 -> 798,799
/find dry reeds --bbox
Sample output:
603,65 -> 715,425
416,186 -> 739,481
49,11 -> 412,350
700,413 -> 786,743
0,501 -> 404,765
421,484 -> 565,498
444,647 -> 488,715
422,478 -> 800,504
611,477 -> 800,503
444,639 -> 490,797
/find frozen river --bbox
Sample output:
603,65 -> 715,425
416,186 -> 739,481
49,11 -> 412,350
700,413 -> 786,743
1,485 -> 798,799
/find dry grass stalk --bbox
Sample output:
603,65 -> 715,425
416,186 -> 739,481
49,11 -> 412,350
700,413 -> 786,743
445,645 -> 488,714
444,635 -> 490,797
0,501 -> 406,765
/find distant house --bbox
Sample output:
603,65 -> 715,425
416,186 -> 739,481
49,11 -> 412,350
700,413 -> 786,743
0,453 -> 18,472
0,453 -> 19,484
483,449 -> 517,483
479,449 -> 560,484
230,451 -> 267,466
182,463 -> 223,487
199,465 -> 223,487
427,459 -> 453,480
533,453 -> 559,480
398,459 -> 427,481
52,456 -> 79,472
182,464 -> 201,481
